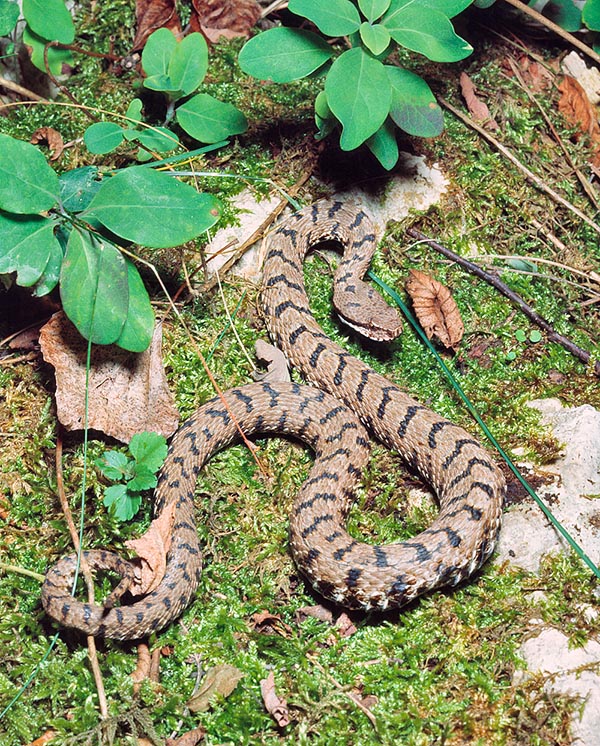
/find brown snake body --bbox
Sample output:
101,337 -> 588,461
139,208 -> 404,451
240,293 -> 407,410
42,201 -> 505,640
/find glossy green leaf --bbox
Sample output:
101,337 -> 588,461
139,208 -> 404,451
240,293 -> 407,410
546,0 -> 582,31
583,0 -> 600,28
135,126 -> 179,152
238,28 -> 333,82
22,25 -> 74,75
325,47 -> 391,150
359,0 -> 391,20
59,167 -> 102,213
382,2 -> 472,61
0,211 -> 61,288
143,73 -> 180,95
288,0 -> 361,35
0,0 -> 19,36
82,167 -> 221,248
33,234 -> 63,296
142,27 -> 177,77
97,450 -> 131,480
359,22 -> 391,54
129,432 -> 167,472
0,133 -> 59,213
168,32 -> 208,95
387,66 -> 444,137
176,94 -> 248,143
104,483 -> 141,521
113,260 -> 155,352
22,0 -> 74,43
314,89 -> 337,140
421,0 -> 474,17
60,230 -> 129,344
126,99 -> 143,123
84,121 -> 125,154
127,464 -> 157,492
365,118 -> 399,169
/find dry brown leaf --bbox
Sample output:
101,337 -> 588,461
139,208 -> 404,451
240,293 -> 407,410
187,664 -> 244,712
335,612 -> 357,638
30,127 -> 64,161
558,75 -> 600,166
131,0 -> 182,51
502,54 -> 554,94
190,0 -> 261,42
459,73 -> 498,130
350,687 -> 378,711
295,604 -> 335,624
26,732 -> 57,746
405,270 -> 464,351
260,671 -> 290,728
251,610 -> 293,637
126,500 -> 177,595
165,727 -> 206,746
39,312 -> 179,443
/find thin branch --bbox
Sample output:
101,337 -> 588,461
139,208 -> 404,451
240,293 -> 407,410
407,227 -> 600,377
0,75 -> 48,102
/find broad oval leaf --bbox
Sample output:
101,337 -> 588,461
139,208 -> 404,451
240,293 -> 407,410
366,118 -> 399,169
59,167 -> 102,213
387,66 -> 444,137
325,47 -> 391,150
176,94 -> 248,143
168,32 -> 208,95
0,0 -> 19,36
314,90 -> 337,140
82,167 -> 221,248
0,211 -> 62,287
22,24 -> 74,75
142,27 -> 178,77
359,22 -> 391,55
382,2 -> 472,61
114,260 -> 155,352
135,126 -> 179,152
288,0 -> 361,35
60,229 -> 129,345
84,121 -> 125,154
359,0 -> 391,21
22,0 -> 74,43
238,28 -> 333,83
421,0 -> 474,17
0,133 -> 59,214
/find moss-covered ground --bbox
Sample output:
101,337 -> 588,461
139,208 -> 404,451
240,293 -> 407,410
1,1 -> 600,744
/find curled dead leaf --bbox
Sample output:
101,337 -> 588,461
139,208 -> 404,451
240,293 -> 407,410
295,604 -> 335,624
165,727 -> 206,746
335,612 -> 357,638
190,0 -> 261,42
131,0 -> 181,51
250,610 -> 293,637
187,664 -> 244,712
459,73 -> 498,130
30,127 -> 65,161
260,671 -> 290,728
405,270 -> 464,351
558,75 -> 600,166
125,500 -> 177,595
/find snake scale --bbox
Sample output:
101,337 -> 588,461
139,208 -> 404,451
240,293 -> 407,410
42,201 -> 505,640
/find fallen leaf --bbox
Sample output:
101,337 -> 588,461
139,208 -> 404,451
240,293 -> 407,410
131,0 -> 182,52
125,500 -> 177,595
250,610 -> 293,637
25,732 -> 57,746
190,0 -> 261,42
405,270 -> 464,351
30,127 -> 64,161
502,54 -> 554,94
39,312 -> 179,443
558,75 -> 600,166
295,604 -> 334,624
253,340 -> 290,383
260,671 -> 290,728
165,727 -> 206,746
187,664 -> 244,712
350,687 -> 378,711
459,72 -> 498,130
335,612 -> 357,638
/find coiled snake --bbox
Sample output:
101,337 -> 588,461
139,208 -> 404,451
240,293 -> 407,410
42,201 -> 505,640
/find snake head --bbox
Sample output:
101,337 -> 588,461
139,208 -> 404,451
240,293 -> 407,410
333,280 -> 403,343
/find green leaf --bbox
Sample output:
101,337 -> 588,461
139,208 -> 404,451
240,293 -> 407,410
22,0 -> 74,43
129,431 -> 168,472
143,73 -> 179,95
127,464 -> 158,492
359,21 -> 391,54
0,211 -> 62,287
473,0 -> 495,6
325,47 -> 391,150
82,167 -> 221,248
314,90 -> 337,140
387,66 -> 444,137
113,260 -> 155,352
238,28 -> 333,83
0,0 -> 19,36
514,329 -> 527,343
421,0 -> 474,17
168,32 -> 208,96
288,0 -> 361,35
103,483 -> 141,521
59,166 -> 102,213
176,94 -> 248,143
33,233 -> 63,296
142,27 -> 177,77
547,0 -> 582,31
135,126 -> 179,152
22,24 -> 74,75
382,1 -> 472,61
126,98 -> 143,123
96,450 -> 131,480
0,133 -> 59,214
84,121 -> 126,155
583,0 -> 600,29
365,118 -> 399,169
359,0 -> 391,21
529,330 -> 542,343
60,230 -> 129,344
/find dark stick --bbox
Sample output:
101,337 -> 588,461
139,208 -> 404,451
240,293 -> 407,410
407,227 -> 600,377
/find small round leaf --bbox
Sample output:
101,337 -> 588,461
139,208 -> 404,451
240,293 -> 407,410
84,122 -> 126,155
176,94 -> 248,143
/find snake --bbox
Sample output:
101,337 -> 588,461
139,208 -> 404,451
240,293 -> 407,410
41,200 -> 505,640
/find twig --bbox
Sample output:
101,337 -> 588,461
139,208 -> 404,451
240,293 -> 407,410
0,563 -> 45,583
438,96 -> 600,239
43,42 -> 98,123
501,0 -> 600,67
55,430 -> 108,718
407,227 -> 600,376
0,75 -> 48,102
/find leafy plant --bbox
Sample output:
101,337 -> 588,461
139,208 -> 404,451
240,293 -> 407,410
505,328 -> 543,361
84,28 -> 248,158
96,432 -> 167,520
239,0 -> 475,169
0,133 -> 221,351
